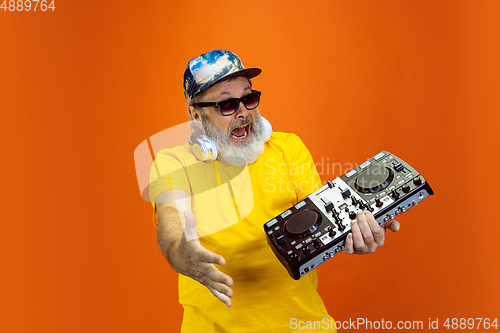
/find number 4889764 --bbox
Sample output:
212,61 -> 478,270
1,0 -> 55,11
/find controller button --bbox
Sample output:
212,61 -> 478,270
276,235 -> 286,245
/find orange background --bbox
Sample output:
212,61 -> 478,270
2,0 -> 499,332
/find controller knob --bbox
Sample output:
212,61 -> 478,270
302,247 -> 310,256
375,198 -> 383,207
327,180 -> 334,188
341,189 -> 351,199
337,221 -> 346,232
413,177 -> 422,186
333,213 -> 342,224
391,189 -> 400,199
328,228 -> 336,237
349,211 -> 357,220
366,203 -> 374,212
402,185 -> 410,193
351,196 -> 358,206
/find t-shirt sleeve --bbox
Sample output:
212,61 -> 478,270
148,147 -> 192,204
288,134 -> 322,201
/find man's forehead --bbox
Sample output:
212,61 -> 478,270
206,76 -> 252,99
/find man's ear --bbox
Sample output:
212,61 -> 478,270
188,105 -> 203,130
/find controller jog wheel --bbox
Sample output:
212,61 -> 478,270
354,165 -> 394,194
285,210 -> 322,239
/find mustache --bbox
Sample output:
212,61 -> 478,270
227,116 -> 254,134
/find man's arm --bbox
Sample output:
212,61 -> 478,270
155,189 -> 234,307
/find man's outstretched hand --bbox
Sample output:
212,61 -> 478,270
345,210 -> 400,255
168,210 -> 234,307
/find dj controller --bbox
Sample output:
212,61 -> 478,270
263,151 -> 434,280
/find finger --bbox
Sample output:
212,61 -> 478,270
355,211 -> 375,250
200,269 -> 234,297
183,210 -> 199,242
197,247 -> 227,267
350,218 -> 367,254
209,278 -> 234,298
344,233 -> 355,254
207,285 -> 233,307
383,220 -> 401,233
202,262 -> 233,287
364,211 -> 385,246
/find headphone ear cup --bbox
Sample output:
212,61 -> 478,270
260,116 -> 273,142
189,132 -> 218,162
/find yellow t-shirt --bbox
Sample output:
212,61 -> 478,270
150,132 -> 335,333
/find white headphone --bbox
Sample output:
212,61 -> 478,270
189,117 -> 273,162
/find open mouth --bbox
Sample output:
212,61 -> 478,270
231,124 -> 250,139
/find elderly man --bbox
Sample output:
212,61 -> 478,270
150,50 -> 399,332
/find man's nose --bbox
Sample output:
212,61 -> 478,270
235,100 -> 250,118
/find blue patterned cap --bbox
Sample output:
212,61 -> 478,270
183,50 -> 261,101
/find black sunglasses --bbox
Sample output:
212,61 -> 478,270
194,90 -> 261,116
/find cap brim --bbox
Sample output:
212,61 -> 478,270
223,68 -> 262,80
196,68 -> 262,97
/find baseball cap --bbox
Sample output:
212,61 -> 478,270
183,50 -> 261,101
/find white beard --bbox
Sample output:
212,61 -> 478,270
202,110 -> 266,166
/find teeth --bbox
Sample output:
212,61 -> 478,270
232,127 -> 248,139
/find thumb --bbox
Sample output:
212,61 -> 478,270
383,220 -> 400,233
183,210 -> 199,242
